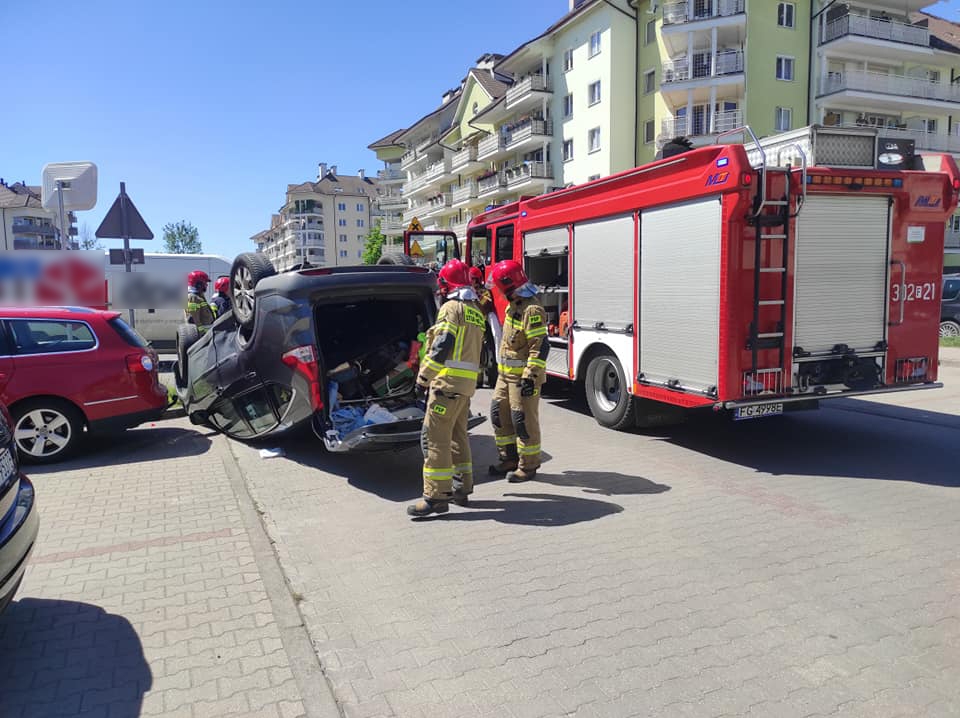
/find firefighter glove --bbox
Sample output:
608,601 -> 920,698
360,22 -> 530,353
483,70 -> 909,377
520,378 -> 536,397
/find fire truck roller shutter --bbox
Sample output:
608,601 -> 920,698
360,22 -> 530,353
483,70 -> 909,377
639,197 -> 721,394
572,213 -> 635,332
524,227 -> 569,257
793,195 -> 890,356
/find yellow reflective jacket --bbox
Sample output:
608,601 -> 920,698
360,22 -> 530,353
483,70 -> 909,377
417,298 -> 485,396
499,296 -> 549,384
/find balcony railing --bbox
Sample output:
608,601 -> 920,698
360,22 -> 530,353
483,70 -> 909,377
661,109 -> 743,138
662,0 -> 745,25
505,119 -> 553,149
377,168 -> 405,181
423,159 -> 452,183
505,162 -> 553,187
478,134 -> 507,159
11,219 -> 57,236
505,75 -> 552,108
478,173 -> 506,195
826,122 -> 960,154
378,193 -> 405,209
946,230 -> 960,249
400,149 -> 418,169
819,70 -> 960,104
662,51 -> 744,83
452,182 -> 479,204
451,145 -> 479,171
822,14 -> 930,47
426,193 -> 452,210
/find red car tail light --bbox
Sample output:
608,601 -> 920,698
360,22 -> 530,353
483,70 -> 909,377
282,345 -> 324,411
125,353 -> 154,373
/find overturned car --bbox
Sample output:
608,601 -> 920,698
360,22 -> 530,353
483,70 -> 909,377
173,253 -> 484,452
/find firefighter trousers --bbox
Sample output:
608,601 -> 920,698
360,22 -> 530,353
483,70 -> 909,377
420,390 -> 473,501
490,377 -> 541,471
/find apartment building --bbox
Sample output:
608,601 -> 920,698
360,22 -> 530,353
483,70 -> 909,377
250,164 -> 381,272
0,179 -> 78,251
367,129 -> 409,251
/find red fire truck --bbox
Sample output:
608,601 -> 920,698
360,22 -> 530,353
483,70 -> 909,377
404,125 -> 959,428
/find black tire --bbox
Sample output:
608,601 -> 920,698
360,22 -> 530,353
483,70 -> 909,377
0,576 -> 23,614
940,320 -> 960,338
176,323 -> 201,386
584,352 -> 635,430
377,253 -> 414,266
478,334 -> 498,388
12,398 -> 85,464
230,252 -> 277,330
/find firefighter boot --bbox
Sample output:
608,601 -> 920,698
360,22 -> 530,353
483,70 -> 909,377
451,479 -> 470,507
407,497 -> 450,517
506,467 -> 538,483
488,446 -> 519,476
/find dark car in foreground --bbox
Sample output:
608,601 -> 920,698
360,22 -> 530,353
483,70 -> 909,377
174,253 -> 484,452
942,274 -> 960,337
0,402 -> 38,613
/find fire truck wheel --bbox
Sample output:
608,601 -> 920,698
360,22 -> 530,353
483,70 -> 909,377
584,352 -> 635,430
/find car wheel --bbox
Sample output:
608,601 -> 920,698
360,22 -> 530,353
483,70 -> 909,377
940,320 -> 960,338
584,352 -> 635,430
176,323 -> 201,386
230,252 -> 277,330
12,399 -> 84,464
0,576 -> 23,614
377,253 -> 414,266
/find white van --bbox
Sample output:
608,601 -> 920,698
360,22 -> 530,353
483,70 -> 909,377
106,252 -> 231,349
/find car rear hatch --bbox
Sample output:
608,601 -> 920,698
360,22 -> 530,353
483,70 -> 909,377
308,274 -> 484,452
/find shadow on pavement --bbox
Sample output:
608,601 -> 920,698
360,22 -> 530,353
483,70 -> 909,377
415,492 -> 624,527
0,598 -> 152,717
27,425 -> 211,474
534,470 -> 671,496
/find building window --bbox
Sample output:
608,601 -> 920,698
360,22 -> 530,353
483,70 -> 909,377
340,234 -> 347,243
775,107 -> 793,131
951,215 -> 960,233
776,56 -> 795,81
357,250 -> 363,258
356,203 -> 364,211
357,219 -> 365,228
588,127 -> 601,154
563,139 -> 574,162
777,3 -> 795,28
645,19 -> 656,46
337,202 -> 346,211
589,30 -> 601,57
340,250 -> 348,258
338,218 -> 347,227
588,80 -> 601,106
563,48 -> 574,72
643,69 -> 655,94
644,119 -> 655,144
563,93 -> 574,119
588,174 -> 601,181
472,101 -> 479,115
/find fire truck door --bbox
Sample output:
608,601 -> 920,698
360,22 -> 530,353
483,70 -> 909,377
793,195 -> 890,356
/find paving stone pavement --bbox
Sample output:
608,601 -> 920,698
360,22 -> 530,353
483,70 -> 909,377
0,419 -> 309,718
229,365 -> 960,718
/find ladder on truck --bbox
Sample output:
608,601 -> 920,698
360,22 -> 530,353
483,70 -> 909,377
718,126 -> 808,395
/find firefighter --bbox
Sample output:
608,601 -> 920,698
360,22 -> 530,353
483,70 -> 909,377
487,260 -> 548,483
185,270 -> 216,328
408,259 -> 486,517
211,276 -> 232,317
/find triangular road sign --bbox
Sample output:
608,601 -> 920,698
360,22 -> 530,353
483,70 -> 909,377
410,240 -> 424,258
96,185 -> 154,239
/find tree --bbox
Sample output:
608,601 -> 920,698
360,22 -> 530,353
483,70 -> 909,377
78,222 -> 102,250
362,221 -> 386,265
162,220 -> 202,254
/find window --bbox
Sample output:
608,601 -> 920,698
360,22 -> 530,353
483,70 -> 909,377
208,398 -> 247,437
108,317 -> 148,348
943,277 -> 960,300
340,250 -> 348,258
472,101 -> 479,115
356,203 -> 364,211
776,56 -> 795,81
588,80 -> 601,106
357,219 -> 365,228
644,119 -> 655,144
643,69 -> 655,94
589,30 -> 601,57
358,234 -> 364,242
588,174 -> 601,182
777,3 -> 795,28
340,234 -> 348,242
563,93 -> 574,119
563,139 -> 574,162
775,107 -> 793,131
645,19 -> 656,46
235,388 -> 280,436
8,319 -> 96,355
563,48 -> 574,72
495,224 -> 514,261
357,250 -> 363,258
588,127 -> 601,154
950,215 -> 960,233
337,202 -> 346,211
338,218 -> 347,227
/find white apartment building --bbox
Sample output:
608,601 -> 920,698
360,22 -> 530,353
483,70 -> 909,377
251,164 -> 382,271
1,179 -> 78,251
367,129 -> 407,250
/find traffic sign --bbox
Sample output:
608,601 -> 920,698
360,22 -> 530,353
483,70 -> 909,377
408,217 -> 423,231
96,183 -> 154,240
410,240 -> 424,258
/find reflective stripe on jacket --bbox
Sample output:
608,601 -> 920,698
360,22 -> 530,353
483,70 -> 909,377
498,296 -> 549,384
417,299 -> 485,396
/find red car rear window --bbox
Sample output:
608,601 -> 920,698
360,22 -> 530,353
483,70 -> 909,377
109,317 -> 150,348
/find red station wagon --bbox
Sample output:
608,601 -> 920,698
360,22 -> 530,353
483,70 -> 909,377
0,307 -> 168,463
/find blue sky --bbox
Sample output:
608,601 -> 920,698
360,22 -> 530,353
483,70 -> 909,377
2,0 -> 959,260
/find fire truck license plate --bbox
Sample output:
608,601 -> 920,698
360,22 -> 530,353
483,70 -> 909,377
734,403 -> 784,421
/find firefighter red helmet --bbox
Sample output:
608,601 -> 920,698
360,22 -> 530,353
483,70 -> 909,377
187,270 -> 210,291
437,259 -> 470,295
214,276 -> 230,294
469,266 -> 484,286
488,260 -> 528,295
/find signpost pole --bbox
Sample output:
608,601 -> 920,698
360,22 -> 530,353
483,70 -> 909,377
119,182 -> 135,327
56,180 -> 69,251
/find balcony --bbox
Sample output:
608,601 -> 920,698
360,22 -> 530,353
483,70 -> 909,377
379,218 -> 404,234
400,149 -> 418,170
822,15 -> 930,48
662,51 -> 744,84
662,0 -> 745,26
661,109 -> 743,139
505,119 -> 553,153
504,75 -> 552,112
378,193 -> 405,210
377,168 -> 405,182
11,219 -> 57,237
452,182 -> 479,206
504,162 -> 553,191
818,70 -> 960,108
450,145 -> 483,173
423,193 -> 453,218
477,173 -> 507,198
423,159 -> 452,183
478,134 -> 508,161
403,204 -> 429,224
